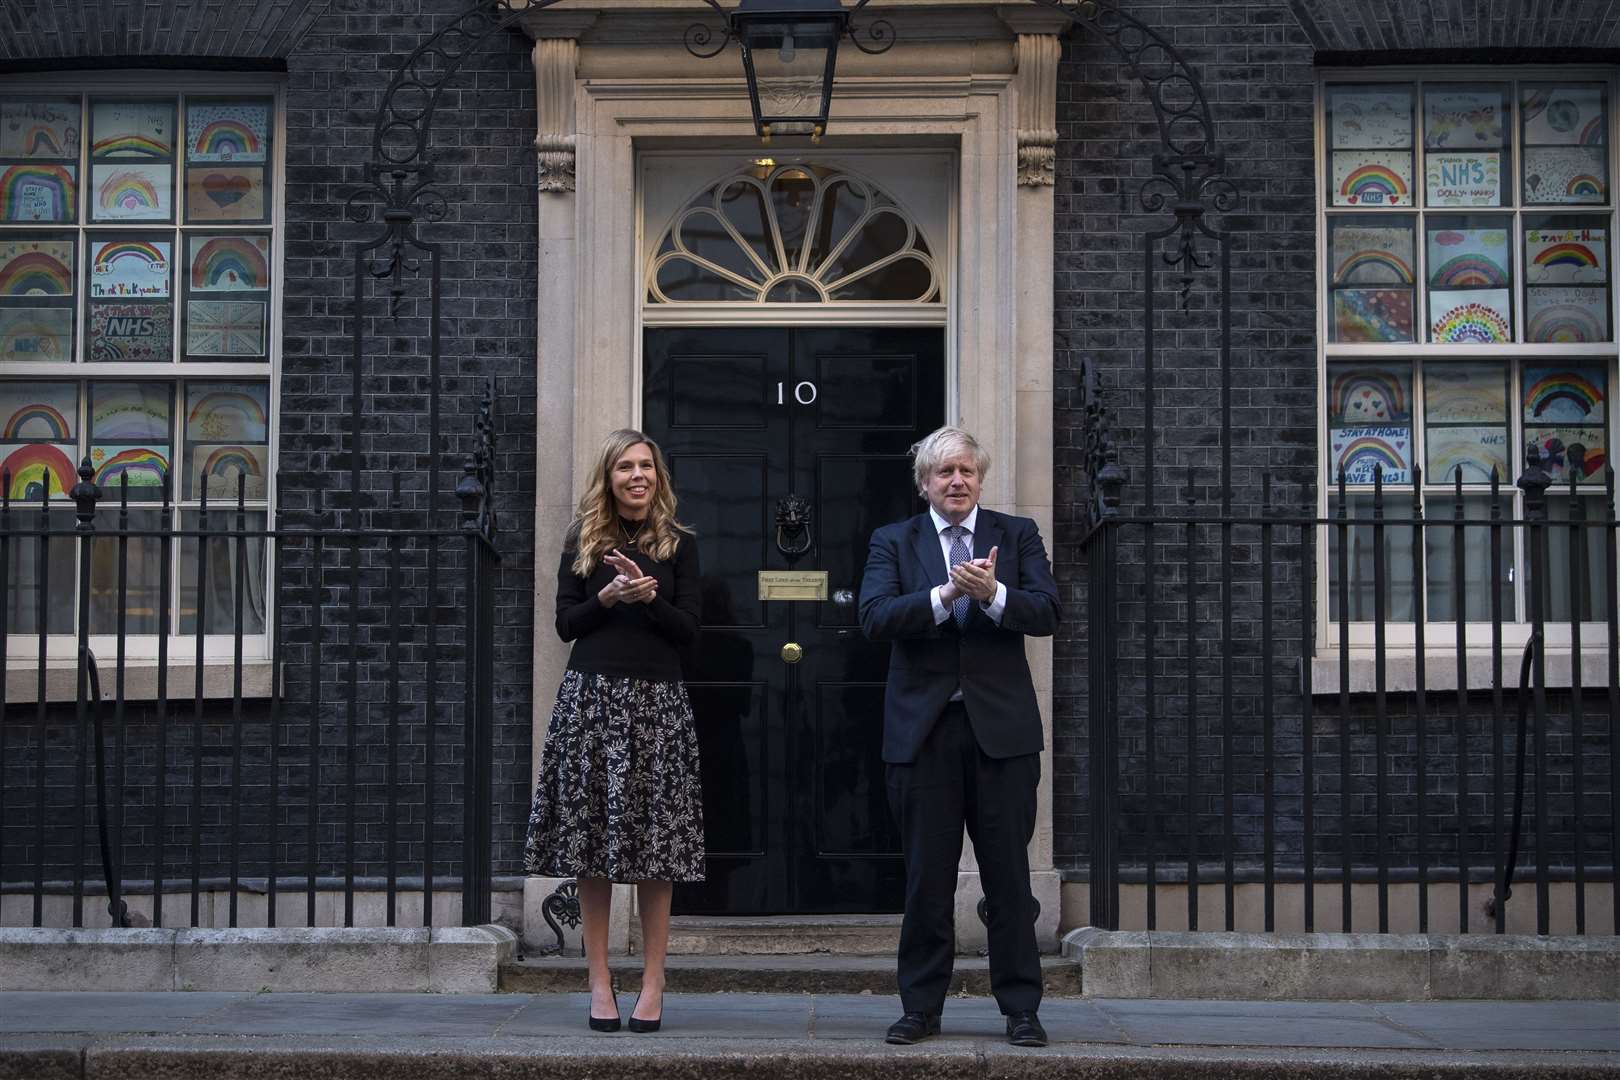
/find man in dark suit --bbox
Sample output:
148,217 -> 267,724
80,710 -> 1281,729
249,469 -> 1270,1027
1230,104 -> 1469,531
858,426 -> 1060,1048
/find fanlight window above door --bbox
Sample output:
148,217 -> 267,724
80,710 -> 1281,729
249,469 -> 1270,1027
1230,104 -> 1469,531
647,164 -> 941,304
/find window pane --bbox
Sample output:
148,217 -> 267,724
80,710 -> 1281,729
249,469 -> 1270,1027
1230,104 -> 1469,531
88,507 -> 165,634
1525,216 -> 1611,343
1521,82 -> 1609,206
0,96 -> 81,224
182,381 -> 268,501
1423,494 -> 1516,621
86,234 -> 174,361
1326,84 -> 1414,207
1423,84 -> 1509,207
1327,216 -> 1416,342
182,97 -> 272,226
1328,362 -> 1413,484
89,381 -> 172,502
1328,494 -> 1416,621
178,509 -> 266,634
1524,363 -> 1607,485
1541,495 -> 1607,622
1424,361 -> 1510,483
2,506 -> 74,633
1426,216 -> 1511,343
0,233 -> 76,362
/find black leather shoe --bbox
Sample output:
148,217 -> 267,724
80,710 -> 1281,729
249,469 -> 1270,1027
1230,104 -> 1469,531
588,1013 -> 621,1033
1005,1011 -> 1047,1047
627,990 -> 661,1032
885,1012 -> 941,1045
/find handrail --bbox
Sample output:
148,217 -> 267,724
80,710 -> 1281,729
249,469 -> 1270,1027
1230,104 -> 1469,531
80,648 -> 130,928
1495,632 -> 1539,927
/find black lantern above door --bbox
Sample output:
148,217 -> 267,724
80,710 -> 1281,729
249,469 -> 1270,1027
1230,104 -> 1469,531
688,0 -> 894,141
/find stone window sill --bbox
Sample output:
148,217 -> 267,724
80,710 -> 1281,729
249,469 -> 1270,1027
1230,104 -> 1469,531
6,661 -> 275,704
1310,649 -> 1613,696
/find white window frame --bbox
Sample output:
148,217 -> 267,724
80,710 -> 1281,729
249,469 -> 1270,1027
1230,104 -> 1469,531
1314,65 -> 1620,686
0,72 -> 286,682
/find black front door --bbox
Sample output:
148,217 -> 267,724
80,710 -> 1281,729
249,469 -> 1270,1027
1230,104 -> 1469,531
644,326 -> 944,914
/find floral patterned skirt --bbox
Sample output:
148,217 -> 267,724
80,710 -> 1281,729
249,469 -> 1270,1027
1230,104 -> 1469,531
524,670 -> 706,882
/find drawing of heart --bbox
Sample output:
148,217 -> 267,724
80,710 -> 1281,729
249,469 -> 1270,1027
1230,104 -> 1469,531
202,173 -> 250,207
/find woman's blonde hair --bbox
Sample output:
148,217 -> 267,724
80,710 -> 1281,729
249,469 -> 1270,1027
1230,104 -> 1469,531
570,429 -> 690,577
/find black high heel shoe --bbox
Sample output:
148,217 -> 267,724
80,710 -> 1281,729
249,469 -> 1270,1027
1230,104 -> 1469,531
627,991 -> 662,1033
588,995 -> 621,1032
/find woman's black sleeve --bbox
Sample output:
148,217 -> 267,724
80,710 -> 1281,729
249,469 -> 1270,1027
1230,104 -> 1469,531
555,548 -> 611,642
645,535 -> 701,645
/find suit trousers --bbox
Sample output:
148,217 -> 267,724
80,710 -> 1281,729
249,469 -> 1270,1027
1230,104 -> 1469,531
885,701 -> 1042,1016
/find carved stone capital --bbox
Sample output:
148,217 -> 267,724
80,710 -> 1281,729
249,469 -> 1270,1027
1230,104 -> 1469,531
1014,32 -> 1059,187
532,37 -> 579,194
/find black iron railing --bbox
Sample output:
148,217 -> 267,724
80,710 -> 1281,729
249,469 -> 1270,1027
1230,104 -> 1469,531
1085,447 -> 1620,936
0,389 -> 500,931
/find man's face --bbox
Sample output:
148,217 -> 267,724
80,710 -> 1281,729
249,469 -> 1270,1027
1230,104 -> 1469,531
925,452 -> 981,523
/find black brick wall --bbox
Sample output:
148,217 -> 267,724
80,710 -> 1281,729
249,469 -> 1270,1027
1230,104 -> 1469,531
1,0 -> 538,899
1051,1 -> 1618,888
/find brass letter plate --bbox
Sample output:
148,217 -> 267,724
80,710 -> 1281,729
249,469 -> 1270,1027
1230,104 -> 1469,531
758,570 -> 829,601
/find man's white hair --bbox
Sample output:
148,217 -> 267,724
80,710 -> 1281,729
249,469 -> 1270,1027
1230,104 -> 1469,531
910,426 -> 991,497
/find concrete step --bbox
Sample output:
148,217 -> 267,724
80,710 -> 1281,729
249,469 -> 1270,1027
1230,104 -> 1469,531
636,914 -> 906,956
500,953 -> 1084,996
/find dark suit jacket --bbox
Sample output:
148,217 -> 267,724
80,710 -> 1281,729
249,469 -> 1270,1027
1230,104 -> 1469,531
858,507 -> 1060,764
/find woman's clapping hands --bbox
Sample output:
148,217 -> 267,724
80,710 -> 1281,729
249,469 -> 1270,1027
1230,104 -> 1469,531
598,548 -> 658,607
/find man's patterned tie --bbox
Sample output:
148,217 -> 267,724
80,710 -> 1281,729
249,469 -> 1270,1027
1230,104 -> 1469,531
946,525 -> 971,626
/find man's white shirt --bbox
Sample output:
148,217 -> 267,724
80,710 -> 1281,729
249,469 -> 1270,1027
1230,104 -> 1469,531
927,505 -> 1007,626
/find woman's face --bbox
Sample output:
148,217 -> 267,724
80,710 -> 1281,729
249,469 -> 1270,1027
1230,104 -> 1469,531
611,442 -> 657,519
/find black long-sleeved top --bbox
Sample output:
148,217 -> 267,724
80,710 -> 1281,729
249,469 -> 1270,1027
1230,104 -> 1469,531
555,532 -> 701,681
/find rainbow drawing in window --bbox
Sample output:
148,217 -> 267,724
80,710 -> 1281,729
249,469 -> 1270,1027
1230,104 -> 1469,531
90,239 -> 171,298
1526,228 -> 1608,285
186,384 -> 267,442
186,102 -> 268,164
1430,290 -> 1511,344
0,240 -> 72,296
189,235 -> 269,292
0,443 -> 76,501
0,163 -> 76,223
91,445 -> 169,490
1332,153 -> 1412,206
1526,288 -> 1608,343
92,163 -> 170,221
90,101 -> 174,158
1329,365 -> 1412,425
1524,367 -> 1606,424
1426,228 -> 1509,287
188,443 -> 267,500
0,309 -> 72,363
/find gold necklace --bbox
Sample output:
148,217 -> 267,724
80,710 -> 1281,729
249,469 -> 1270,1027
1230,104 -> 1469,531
620,516 -> 646,547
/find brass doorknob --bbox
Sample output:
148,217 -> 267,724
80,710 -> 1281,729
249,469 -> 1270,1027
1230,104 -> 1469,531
780,642 -> 803,663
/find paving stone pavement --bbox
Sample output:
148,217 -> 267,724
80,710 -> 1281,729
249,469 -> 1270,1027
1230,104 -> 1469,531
0,991 -> 1615,1048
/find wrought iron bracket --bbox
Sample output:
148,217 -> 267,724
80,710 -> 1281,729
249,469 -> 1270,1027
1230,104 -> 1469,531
537,878 -> 584,956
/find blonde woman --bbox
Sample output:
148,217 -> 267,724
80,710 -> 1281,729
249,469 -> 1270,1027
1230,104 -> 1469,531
524,429 -> 704,1033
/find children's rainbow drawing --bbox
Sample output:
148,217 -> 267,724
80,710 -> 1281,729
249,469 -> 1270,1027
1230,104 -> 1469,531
187,104 -> 268,164
92,446 -> 169,489
192,120 -> 259,159
192,444 -> 266,498
1426,427 -> 1509,484
90,239 -> 170,297
1329,367 -> 1410,424
187,388 -> 267,441
2,443 -> 74,501
1335,248 -> 1415,284
0,247 -> 72,295
95,166 -> 166,217
92,131 -> 169,157
1331,428 -> 1410,483
1527,301 -> 1606,344
1332,289 -> 1413,343
189,236 -> 268,291
0,309 -> 71,362
1566,175 -> 1605,199
1525,370 -> 1606,421
1430,296 -> 1511,343
93,239 -> 165,273
1429,254 -> 1508,287
21,127 -> 69,157
1339,164 -> 1409,205
2,403 -> 71,440
1532,242 -> 1602,274
0,164 -> 75,222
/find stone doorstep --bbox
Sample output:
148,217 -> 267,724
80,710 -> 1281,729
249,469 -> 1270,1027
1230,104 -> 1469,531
640,915 -> 905,957
500,954 -> 1084,996
0,925 -> 517,994
1063,928 -> 1620,1001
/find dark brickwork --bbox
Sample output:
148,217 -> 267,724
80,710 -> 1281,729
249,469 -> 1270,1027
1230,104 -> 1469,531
1051,0 -> 1618,894
1,0 -> 538,899
0,0 -> 336,60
